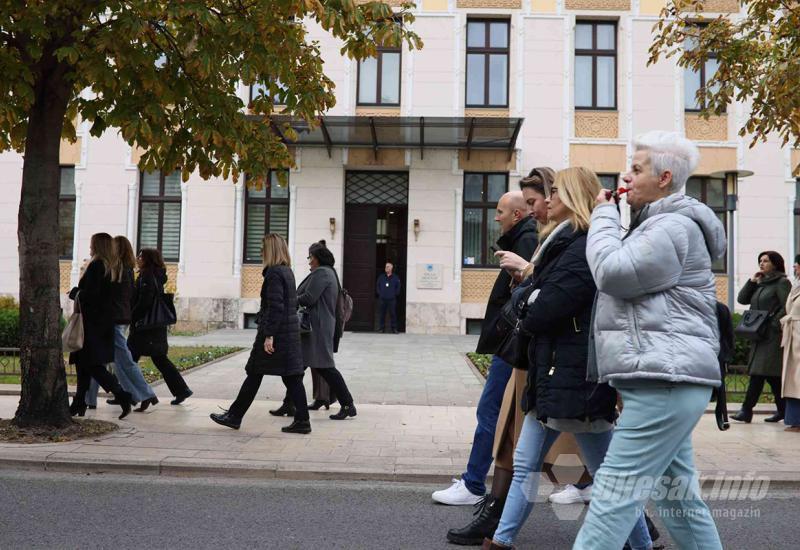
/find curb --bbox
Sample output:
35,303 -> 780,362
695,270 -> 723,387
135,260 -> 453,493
2,454 -> 800,489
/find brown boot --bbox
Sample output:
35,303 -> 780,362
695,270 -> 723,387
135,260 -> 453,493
482,538 -> 513,549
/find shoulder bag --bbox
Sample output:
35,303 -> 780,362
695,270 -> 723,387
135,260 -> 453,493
135,277 -> 177,330
734,306 -> 779,341
62,291 -> 84,352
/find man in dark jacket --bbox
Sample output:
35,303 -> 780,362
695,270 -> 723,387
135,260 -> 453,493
433,190 -> 538,506
376,261 -> 401,333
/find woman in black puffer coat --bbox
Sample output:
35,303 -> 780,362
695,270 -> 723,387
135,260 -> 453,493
487,168 -> 651,550
210,234 -> 310,434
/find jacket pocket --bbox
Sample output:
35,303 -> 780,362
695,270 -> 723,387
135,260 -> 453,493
627,303 -> 643,352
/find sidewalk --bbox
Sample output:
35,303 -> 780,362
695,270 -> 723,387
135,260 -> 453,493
1,332 -> 798,486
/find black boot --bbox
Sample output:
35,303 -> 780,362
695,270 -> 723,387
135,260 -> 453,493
113,390 -> 133,420
732,409 -> 753,423
269,400 -> 296,417
69,400 -> 87,417
210,411 -> 242,430
329,404 -> 357,420
308,399 -> 330,411
447,495 -> 504,546
623,512 -> 662,550
281,420 -> 312,434
764,412 -> 785,423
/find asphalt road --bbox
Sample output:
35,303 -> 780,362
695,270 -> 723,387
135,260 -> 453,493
0,470 -> 795,549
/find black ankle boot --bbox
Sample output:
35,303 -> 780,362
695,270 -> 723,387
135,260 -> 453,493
447,495 -> 504,545
210,411 -> 242,430
764,412 -> 785,423
69,400 -> 87,417
269,401 -> 296,417
308,399 -> 330,411
281,419 -> 312,434
329,404 -> 357,420
732,409 -> 753,423
114,390 -> 133,420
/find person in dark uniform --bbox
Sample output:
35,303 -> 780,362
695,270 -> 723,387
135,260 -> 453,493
376,261 -> 401,333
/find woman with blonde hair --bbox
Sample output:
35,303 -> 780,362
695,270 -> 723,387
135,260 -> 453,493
211,234 -> 310,433
67,232 -> 134,419
86,236 -> 160,411
483,168 -> 651,550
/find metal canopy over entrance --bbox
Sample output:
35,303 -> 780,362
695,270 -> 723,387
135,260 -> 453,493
258,115 -> 524,160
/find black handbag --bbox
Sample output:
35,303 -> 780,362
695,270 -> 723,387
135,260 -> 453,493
734,308 -> 777,341
135,280 -> 177,330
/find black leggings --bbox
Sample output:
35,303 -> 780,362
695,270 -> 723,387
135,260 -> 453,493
150,354 -> 190,397
230,373 -> 309,421
742,375 -> 785,414
74,362 -> 124,405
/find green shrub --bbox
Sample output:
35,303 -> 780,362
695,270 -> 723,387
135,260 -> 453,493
731,312 -> 751,366
0,295 -> 18,310
0,309 -> 19,347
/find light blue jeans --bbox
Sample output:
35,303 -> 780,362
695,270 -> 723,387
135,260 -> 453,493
493,412 -> 652,549
86,325 -> 157,406
573,383 -> 722,550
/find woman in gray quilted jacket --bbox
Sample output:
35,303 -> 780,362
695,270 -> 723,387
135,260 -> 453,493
573,131 -> 724,550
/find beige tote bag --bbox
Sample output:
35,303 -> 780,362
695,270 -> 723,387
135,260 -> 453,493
61,292 -> 84,352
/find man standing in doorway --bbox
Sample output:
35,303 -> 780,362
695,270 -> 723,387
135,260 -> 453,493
433,189 -> 538,518
376,261 -> 401,333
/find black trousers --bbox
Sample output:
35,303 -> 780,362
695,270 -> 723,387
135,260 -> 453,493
283,367 -> 353,408
742,375 -> 785,414
74,362 -> 123,405
150,354 -> 190,397
231,373 -> 309,421
379,298 -> 397,331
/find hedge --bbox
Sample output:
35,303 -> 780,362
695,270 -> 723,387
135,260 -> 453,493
0,308 -> 67,348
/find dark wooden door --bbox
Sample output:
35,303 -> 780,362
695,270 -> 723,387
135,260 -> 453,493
342,204 -> 378,332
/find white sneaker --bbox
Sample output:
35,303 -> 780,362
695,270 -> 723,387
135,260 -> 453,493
431,478 -> 483,506
548,484 -> 592,504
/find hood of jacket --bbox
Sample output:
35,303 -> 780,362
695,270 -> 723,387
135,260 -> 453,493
636,194 -> 727,261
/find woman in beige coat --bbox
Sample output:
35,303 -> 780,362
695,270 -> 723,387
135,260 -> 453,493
780,255 -> 800,432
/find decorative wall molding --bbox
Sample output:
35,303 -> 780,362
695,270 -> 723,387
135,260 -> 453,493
463,108 -> 511,118
715,275 -> 728,304
354,107 -> 402,117
457,0 -> 522,7
458,150 -> 517,172
684,113 -> 728,142
569,143 -> 627,173
564,0 -> 630,10
574,111 -> 619,139
59,261 -> 72,294
695,0 -> 740,13
461,269 -> 500,303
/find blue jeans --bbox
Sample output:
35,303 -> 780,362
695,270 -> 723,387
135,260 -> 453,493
462,355 -> 513,496
574,384 -> 721,550
86,325 -> 157,406
494,412 -> 652,549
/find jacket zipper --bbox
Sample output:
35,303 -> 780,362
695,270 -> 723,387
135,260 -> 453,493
548,350 -> 556,376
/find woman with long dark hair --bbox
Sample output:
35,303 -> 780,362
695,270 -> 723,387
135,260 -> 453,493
127,248 -> 193,405
271,240 -> 357,420
734,250 -> 791,423
210,234 -> 310,433
68,233 -> 134,419
85,236 -> 159,411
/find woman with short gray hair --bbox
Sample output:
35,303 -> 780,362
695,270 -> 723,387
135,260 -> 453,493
573,131 -> 724,550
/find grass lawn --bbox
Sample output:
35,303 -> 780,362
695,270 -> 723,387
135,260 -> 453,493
0,346 -> 242,385
465,353 -> 775,404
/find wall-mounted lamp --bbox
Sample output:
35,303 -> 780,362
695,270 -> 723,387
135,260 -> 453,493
413,219 -> 421,241
329,217 -> 336,239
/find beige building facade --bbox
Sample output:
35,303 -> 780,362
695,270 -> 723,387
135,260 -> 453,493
1,0 -> 799,333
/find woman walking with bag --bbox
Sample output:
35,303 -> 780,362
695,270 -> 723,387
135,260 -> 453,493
483,168 -> 651,550
733,251 -> 791,423
67,233 -> 134,419
271,240 -> 357,420
210,234 -> 310,433
128,248 -> 193,405
85,236 -> 159,411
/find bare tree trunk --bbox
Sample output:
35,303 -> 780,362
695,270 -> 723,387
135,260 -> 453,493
13,56 -> 73,428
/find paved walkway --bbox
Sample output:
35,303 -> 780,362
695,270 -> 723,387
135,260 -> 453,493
164,331 -> 483,406
1,331 -> 798,486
